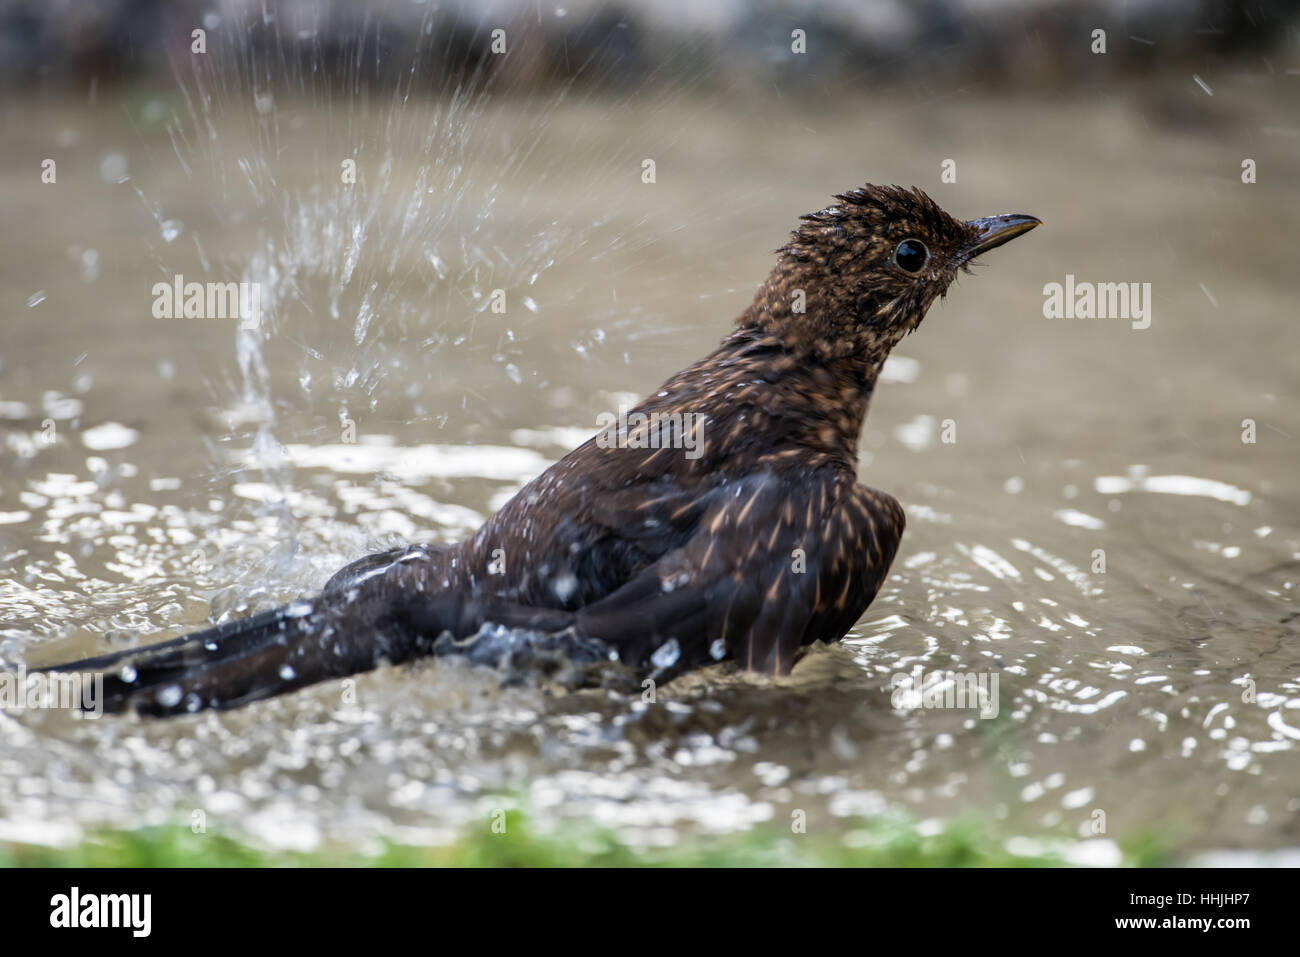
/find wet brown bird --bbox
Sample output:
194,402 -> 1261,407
46,185 -> 1039,716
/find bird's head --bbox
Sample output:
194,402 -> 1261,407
745,184 -> 1039,364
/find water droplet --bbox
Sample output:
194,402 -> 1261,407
426,250 -> 447,279
551,571 -> 577,602
709,639 -> 727,661
651,638 -> 681,670
118,665 -> 138,683
26,290 -> 46,308
284,601 -> 313,618
505,363 -> 522,384
80,248 -> 100,282
279,664 -> 296,681
157,685 -> 183,708
160,219 -> 183,243
98,152 -> 128,183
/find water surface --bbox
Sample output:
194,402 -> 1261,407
1,81 -> 1297,857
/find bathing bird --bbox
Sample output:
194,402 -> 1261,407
43,185 -> 1040,716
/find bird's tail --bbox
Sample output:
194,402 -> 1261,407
38,552 -> 607,717
43,599 -> 412,717
36,548 -> 456,716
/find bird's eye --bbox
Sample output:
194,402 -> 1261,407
893,239 -> 929,273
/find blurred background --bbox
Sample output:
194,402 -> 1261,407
0,0 -> 1297,863
2,0 -> 1295,90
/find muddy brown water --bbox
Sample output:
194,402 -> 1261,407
0,79 -> 1297,857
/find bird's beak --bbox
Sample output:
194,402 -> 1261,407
962,214 -> 1042,260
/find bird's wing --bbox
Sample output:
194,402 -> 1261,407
572,472 -> 905,675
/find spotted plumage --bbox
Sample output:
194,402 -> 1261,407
44,184 -> 1039,715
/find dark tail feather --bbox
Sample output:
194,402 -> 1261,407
39,555 -> 609,717
41,554 -> 457,716
43,599 -> 402,717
